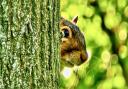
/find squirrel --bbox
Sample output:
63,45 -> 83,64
60,16 -> 88,67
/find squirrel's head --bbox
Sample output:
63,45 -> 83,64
60,16 -> 88,67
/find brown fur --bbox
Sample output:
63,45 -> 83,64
60,17 -> 88,67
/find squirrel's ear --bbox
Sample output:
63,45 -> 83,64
72,16 -> 78,24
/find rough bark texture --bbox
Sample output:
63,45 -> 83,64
0,0 -> 60,89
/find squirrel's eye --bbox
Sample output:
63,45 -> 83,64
63,29 -> 69,37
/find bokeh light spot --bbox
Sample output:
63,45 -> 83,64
61,67 -> 72,78
118,29 -> 127,41
119,45 -> 128,59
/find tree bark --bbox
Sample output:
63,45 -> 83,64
0,0 -> 60,89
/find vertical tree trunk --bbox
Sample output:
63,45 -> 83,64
0,0 -> 60,89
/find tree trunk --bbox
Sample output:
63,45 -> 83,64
0,0 -> 60,89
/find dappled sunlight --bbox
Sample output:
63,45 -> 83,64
61,0 -> 128,89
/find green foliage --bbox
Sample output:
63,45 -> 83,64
61,0 -> 128,89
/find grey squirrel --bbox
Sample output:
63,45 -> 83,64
60,16 -> 88,67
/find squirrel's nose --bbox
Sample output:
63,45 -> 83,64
80,51 -> 88,64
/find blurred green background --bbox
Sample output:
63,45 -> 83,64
60,0 -> 128,89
